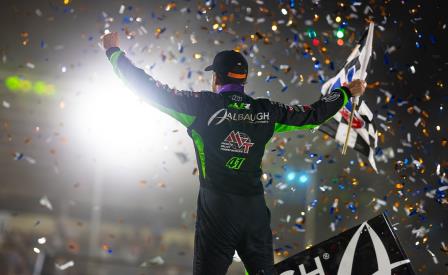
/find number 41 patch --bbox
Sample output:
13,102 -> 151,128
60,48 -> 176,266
226,157 -> 245,170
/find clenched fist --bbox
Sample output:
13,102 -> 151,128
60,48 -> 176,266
347,79 -> 367,97
101,32 -> 119,50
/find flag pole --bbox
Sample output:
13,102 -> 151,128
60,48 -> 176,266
341,100 -> 357,155
342,22 -> 374,155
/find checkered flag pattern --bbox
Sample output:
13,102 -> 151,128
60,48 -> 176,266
318,23 -> 378,172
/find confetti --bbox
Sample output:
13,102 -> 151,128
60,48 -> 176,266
0,1 -> 446,273
39,196 -> 53,211
148,256 -> 164,265
55,260 -> 74,270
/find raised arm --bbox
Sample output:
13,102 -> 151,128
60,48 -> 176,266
271,80 -> 366,133
101,32 -> 201,128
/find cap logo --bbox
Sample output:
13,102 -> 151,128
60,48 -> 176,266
227,72 -> 247,79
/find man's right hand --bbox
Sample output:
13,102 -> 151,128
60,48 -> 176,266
101,32 -> 119,50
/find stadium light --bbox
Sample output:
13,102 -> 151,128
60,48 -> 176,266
72,77 -> 177,163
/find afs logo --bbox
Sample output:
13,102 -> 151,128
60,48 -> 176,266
279,221 -> 411,275
221,131 -> 254,154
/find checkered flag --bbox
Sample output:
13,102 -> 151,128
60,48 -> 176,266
318,23 -> 378,172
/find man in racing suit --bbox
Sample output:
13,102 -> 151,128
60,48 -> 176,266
101,32 -> 366,275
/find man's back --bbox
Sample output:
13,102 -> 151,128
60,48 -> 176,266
188,90 -> 274,195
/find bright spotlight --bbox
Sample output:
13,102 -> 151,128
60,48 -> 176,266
299,174 -> 309,184
287,172 -> 296,181
71,76 -> 179,163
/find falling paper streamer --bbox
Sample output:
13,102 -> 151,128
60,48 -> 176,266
55,260 -> 74,270
426,249 -> 438,264
24,156 -> 36,164
373,198 -> 387,211
13,152 -> 36,164
149,256 -> 164,265
14,152 -> 24,161
411,226 -> 429,238
39,196 -> 53,211
119,4 -> 125,14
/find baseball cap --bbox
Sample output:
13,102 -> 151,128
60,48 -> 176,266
204,50 -> 248,81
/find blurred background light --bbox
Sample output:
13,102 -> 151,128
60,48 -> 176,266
287,171 -> 296,181
299,174 -> 309,184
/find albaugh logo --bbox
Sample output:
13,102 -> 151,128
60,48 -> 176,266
207,108 -> 269,126
221,130 -> 254,154
280,221 -> 411,275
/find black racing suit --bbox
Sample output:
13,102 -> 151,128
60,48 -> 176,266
106,47 -> 352,275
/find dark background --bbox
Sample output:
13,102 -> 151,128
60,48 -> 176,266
0,0 -> 447,274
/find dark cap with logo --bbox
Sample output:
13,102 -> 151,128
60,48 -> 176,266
205,50 -> 248,83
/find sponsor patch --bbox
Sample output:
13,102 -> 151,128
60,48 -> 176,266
208,108 -> 269,126
221,130 -> 254,154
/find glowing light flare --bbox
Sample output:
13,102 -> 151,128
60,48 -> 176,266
336,29 -> 344,38
165,2 -> 176,11
286,171 -> 309,184
72,78 -> 177,162
299,174 -> 308,183
193,53 -> 202,59
287,172 -> 296,181
4,76 -> 55,95
307,28 -> 317,38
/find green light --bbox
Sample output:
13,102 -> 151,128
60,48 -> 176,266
336,29 -> 344,39
5,76 -> 21,91
4,75 -> 55,96
21,80 -> 32,92
307,28 -> 317,39
33,81 -> 47,95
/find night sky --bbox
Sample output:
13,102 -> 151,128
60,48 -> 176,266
0,0 -> 447,274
